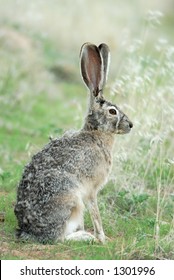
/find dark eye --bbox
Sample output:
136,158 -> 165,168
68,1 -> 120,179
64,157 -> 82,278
109,108 -> 117,115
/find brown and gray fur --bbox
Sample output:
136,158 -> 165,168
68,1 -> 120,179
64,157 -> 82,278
14,43 -> 133,243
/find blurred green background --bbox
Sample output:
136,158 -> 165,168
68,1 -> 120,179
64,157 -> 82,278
0,0 -> 174,259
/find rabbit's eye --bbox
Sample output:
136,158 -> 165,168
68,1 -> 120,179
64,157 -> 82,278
109,108 -> 117,115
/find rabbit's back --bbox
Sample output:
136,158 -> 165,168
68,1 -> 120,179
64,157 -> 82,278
27,131 -> 112,180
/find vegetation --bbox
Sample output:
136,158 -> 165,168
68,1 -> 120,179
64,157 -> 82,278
0,0 -> 174,259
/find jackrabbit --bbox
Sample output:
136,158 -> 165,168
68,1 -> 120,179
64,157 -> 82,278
14,43 -> 133,243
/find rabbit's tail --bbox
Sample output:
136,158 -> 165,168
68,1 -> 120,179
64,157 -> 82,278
15,226 -> 64,244
15,212 -> 67,244
16,228 -> 34,242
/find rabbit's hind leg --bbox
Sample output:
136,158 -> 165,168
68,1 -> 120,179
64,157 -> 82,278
64,196 -> 84,236
64,196 -> 96,242
65,230 -> 96,242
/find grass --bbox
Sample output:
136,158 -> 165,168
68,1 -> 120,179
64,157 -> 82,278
0,0 -> 174,259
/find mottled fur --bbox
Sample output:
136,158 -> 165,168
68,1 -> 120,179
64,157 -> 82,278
14,43 -> 133,243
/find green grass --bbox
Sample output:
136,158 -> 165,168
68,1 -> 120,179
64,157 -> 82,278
0,0 -> 174,260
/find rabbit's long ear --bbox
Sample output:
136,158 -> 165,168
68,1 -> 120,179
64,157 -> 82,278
98,43 -> 110,87
80,43 -> 103,97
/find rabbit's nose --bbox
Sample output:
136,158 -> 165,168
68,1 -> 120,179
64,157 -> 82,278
129,121 -> 133,128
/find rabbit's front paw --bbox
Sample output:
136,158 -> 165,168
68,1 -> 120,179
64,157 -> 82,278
97,232 -> 106,244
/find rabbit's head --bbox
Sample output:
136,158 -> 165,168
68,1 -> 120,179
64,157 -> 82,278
80,43 -> 133,135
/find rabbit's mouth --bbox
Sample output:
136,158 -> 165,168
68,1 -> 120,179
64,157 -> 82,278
117,129 -> 130,135
116,120 -> 133,135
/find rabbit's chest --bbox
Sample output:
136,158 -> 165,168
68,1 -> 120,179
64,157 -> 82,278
81,151 -> 113,193
93,158 -> 112,188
